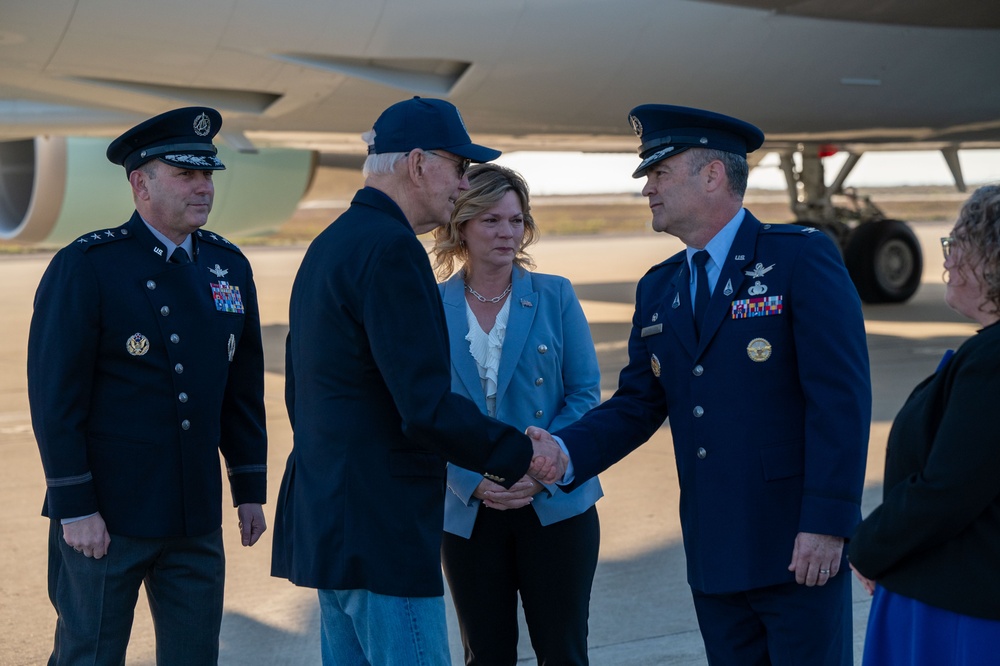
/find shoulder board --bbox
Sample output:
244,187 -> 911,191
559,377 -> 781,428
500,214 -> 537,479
759,222 -> 818,236
196,229 -> 244,254
644,250 -> 685,276
71,224 -> 132,251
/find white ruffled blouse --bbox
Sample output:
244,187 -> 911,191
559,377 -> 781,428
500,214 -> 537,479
464,295 -> 511,418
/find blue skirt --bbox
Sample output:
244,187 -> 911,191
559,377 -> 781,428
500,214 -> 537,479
863,585 -> 1000,666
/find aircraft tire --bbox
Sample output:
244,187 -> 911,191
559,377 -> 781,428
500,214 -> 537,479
843,219 -> 922,304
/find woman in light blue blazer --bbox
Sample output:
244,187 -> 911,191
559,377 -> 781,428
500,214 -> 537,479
432,164 -> 602,665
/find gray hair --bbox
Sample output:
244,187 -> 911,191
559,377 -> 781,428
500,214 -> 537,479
687,148 -> 750,198
361,129 -> 407,177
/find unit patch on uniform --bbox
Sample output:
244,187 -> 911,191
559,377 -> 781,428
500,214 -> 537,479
650,353 -> 661,377
731,295 -> 783,319
211,281 -> 245,314
126,332 -> 149,356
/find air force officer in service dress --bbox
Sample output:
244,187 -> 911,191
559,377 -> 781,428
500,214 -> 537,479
28,107 -> 267,665
532,105 -> 871,666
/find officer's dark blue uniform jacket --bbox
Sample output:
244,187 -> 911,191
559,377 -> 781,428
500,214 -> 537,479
28,212 -> 267,538
271,187 -> 533,598
557,212 -> 871,594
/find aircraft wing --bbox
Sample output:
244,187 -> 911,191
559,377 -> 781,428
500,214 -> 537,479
2,0 -> 999,246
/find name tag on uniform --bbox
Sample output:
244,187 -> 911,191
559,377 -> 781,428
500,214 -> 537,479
641,324 -> 663,337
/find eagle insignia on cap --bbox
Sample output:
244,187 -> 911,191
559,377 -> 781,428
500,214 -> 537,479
629,114 -> 643,138
193,112 -> 211,137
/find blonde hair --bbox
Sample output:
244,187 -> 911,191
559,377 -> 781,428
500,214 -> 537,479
432,163 -> 538,280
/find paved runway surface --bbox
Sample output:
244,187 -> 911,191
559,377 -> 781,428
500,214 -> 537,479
1,221 -> 973,665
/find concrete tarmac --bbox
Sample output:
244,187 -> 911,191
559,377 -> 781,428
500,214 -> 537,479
1,220 -> 974,665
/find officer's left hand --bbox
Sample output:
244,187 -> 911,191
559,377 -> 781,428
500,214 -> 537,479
237,503 -> 267,547
788,531 -> 843,586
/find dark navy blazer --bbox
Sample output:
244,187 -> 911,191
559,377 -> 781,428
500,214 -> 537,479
28,212 -> 267,538
557,212 -> 871,594
271,187 -> 533,597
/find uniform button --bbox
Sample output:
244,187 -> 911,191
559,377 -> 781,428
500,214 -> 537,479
170,334 -> 180,344
693,406 -> 704,417
178,392 -> 188,403
146,280 -> 156,290
537,344 -> 548,354
181,420 -> 191,430
160,306 -> 170,316
697,447 -> 707,459
692,365 -> 704,376
534,410 -> 543,418
535,377 -> 544,386
174,363 -> 184,374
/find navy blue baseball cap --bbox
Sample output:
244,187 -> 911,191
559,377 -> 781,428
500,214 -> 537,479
627,104 -> 764,178
107,106 -> 226,175
369,97 -> 501,163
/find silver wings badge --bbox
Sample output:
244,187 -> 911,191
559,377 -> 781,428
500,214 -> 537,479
744,262 -> 775,279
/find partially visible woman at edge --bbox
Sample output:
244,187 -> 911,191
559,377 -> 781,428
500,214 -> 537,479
432,164 -> 602,665
849,184 -> 1000,666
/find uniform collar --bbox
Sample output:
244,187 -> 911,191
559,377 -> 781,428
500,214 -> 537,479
138,214 -> 194,262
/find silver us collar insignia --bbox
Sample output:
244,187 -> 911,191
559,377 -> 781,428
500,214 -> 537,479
209,264 -> 229,278
127,332 -> 149,356
745,262 -> 775,279
227,334 -> 236,362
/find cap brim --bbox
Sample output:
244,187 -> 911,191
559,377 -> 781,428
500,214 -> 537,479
447,143 -> 502,163
631,146 -> 689,178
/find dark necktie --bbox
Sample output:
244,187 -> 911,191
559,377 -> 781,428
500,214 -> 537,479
692,250 -> 711,337
169,247 -> 191,264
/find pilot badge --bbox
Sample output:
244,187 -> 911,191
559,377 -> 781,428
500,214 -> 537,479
228,334 -> 236,362
746,337 -> 772,362
127,332 -> 150,356
650,353 -> 661,377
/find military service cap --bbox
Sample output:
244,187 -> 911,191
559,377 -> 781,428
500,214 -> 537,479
627,104 -> 764,178
107,106 -> 226,175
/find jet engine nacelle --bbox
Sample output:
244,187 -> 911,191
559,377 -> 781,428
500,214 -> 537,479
0,137 -> 315,245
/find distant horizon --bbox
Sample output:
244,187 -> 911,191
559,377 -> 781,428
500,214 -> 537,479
497,149 -> 1000,196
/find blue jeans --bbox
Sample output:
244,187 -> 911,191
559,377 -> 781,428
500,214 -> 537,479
318,588 -> 450,666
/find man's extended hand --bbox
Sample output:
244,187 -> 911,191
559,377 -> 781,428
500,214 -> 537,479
788,531 -> 844,586
62,512 -> 111,559
237,503 -> 267,547
525,426 -> 567,484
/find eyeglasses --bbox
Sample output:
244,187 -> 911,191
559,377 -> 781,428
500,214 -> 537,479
426,150 -> 471,179
941,236 -> 956,260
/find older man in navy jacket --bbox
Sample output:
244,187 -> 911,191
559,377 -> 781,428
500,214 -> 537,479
271,97 -> 564,665
532,105 -> 871,665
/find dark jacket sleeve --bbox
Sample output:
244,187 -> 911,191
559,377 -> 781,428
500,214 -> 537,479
364,236 -> 531,484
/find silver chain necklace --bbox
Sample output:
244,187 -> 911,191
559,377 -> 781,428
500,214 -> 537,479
465,282 -> 512,304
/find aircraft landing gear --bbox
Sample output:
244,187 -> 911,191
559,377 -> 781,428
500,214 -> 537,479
778,146 -> 923,304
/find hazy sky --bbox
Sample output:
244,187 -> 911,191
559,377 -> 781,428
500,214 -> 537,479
496,149 -> 1000,196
